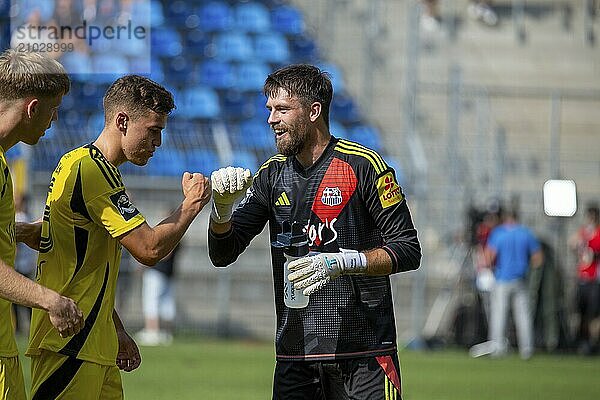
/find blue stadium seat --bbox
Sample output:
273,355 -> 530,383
214,32 -> 253,61
198,60 -> 235,90
60,51 -> 92,76
87,113 -> 105,136
289,34 -> 319,62
90,54 -> 129,84
146,147 -> 186,176
331,93 -> 361,124
149,0 -> 165,27
237,119 -> 273,150
177,87 -> 221,119
151,27 -> 182,57
184,29 -> 210,57
222,90 -> 256,120
329,120 -> 349,139
271,5 -> 305,35
349,124 -> 383,151
74,82 -> 104,111
165,56 -> 194,85
165,0 -> 194,25
235,62 -> 270,92
254,33 -> 290,64
317,62 -> 345,92
235,2 -> 271,33
198,1 -> 233,32
253,92 -> 269,120
185,149 -> 220,175
164,120 -> 214,149
230,149 -> 259,172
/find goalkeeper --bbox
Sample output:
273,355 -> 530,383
208,64 -> 421,400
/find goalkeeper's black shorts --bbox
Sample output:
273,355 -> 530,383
272,353 -> 401,400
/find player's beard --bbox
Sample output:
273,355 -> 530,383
275,120 -> 309,156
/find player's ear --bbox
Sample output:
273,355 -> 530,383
116,112 -> 129,133
25,98 -> 39,119
309,102 -> 322,122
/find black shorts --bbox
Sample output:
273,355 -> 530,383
272,354 -> 401,400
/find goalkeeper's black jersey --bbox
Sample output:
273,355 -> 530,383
209,137 -> 421,361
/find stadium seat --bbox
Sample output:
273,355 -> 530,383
253,92 -> 269,120
317,62 -> 346,93
230,149 -> 259,172
235,62 -> 270,92
289,34 -> 319,62
331,92 -> 361,124
214,32 -> 253,61
198,60 -> 235,90
149,0 -> 165,27
235,2 -> 271,33
198,1 -> 233,32
184,29 -> 210,57
222,90 -> 256,120
87,113 -> 105,137
75,82 -> 104,111
146,147 -> 186,176
271,5 -> 305,35
237,119 -> 273,150
59,51 -> 93,76
254,33 -> 290,64
185,149 -> 221,175
165,0 -> 195,25
348,124 -> 383,151
151,27 -> 182,57
177,87 -> 221,119
91,54 -> 129,84
164,120 -> 214,150
165,56 -> 194,86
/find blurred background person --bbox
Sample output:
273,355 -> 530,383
12,193 -> 37,336
136,207 -> 182,346
568,203 -> 600,355
468,0 -> 499,26
484,207 -> 544,359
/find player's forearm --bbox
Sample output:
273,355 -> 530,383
16,220 -> 42,250
112,309 -> 126,333
0,261 -> 60,311
136,203 -> 198,266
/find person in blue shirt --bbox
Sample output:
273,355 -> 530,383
484,207 -> 543,359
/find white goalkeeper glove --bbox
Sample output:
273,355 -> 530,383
287,249 -> 368,296
210,166 -> 252,223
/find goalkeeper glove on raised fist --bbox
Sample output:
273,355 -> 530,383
287,249 -> 367,296
210,166 -> 252,223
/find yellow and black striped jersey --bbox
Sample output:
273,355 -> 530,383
27,144 -> 145,366
0,146 -> 17,357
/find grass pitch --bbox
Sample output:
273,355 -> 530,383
17,337 -> 600,399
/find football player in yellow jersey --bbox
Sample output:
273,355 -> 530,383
24,75 -> 211,399
0,49 -> 85,400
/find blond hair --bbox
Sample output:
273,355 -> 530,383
0,49 -> 70,100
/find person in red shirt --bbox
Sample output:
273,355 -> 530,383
569,204 -> 600,355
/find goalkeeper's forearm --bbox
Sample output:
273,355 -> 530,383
209,218 -> 232,235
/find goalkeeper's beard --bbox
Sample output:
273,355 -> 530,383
275,122 -> 309,157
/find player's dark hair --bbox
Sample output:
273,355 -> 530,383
586,203 -> 600,223
0,49 -> 70,100
103,75 -> 175,123
264,64 -> 333,127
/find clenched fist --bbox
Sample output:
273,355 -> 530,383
181,172 -> 211,215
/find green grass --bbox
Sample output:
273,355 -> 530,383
17,337 -> 600,400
